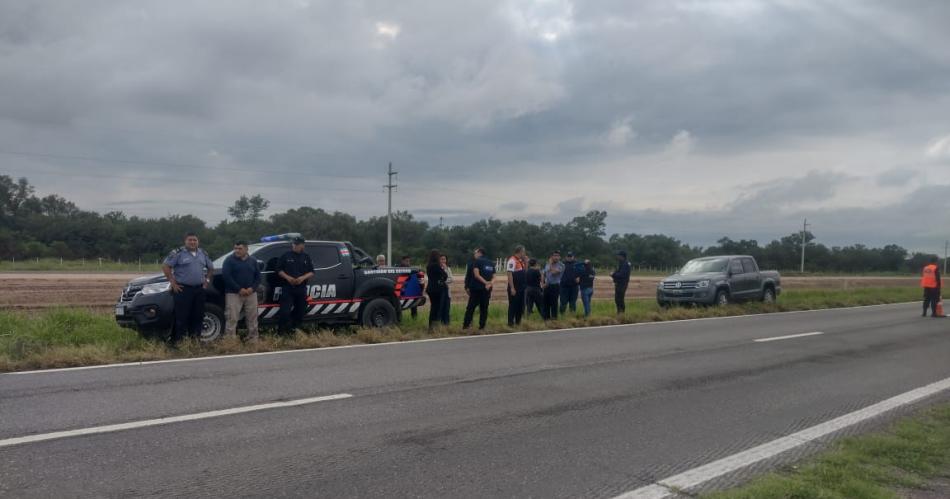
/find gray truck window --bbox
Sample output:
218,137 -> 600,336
307,245 -> 341,269
730,259 -> 744,274
741,258 -> 757,274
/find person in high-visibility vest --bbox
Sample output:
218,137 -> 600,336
921,256 -> 942,317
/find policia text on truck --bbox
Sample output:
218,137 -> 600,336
116,233 -> 426,341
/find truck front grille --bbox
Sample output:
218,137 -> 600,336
120,285 -> 143,302
662,281 -> 698,290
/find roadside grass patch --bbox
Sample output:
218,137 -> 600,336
705,404 -> 950,499
0,287 -> 921,372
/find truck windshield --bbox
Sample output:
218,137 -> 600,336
212,243 -> 268,268
679,258 -> 729,274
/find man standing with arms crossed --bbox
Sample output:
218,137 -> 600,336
222,241 -> 261,342
163,232 -> 214,343
506,245 -> 527,326
612,250 -> 632,315
277,236 -> 314,334
921,255 -> 942,317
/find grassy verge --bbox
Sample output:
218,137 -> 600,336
0,287 -> 920,372
705,403 -> 950,499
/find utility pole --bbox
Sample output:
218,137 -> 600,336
385,162 -> 398,266
944,240 -> 948,275
800,218 -> 810,274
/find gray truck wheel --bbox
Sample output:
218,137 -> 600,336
762,287 -> 776,304
200,304 -> 225,342
715,290 -> 730,306
361,298 -> 397,328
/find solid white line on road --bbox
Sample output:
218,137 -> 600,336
5,301 -> 917,376
613,375 -> 950,499
754,331 -> 824,343
0,393 -> 353,449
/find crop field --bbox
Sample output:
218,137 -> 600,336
0,271 -> 921,312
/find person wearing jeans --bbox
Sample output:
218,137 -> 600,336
579,259 -> 595,318
222,240 -> 261,341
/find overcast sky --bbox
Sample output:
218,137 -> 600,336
1,1 -> 949,252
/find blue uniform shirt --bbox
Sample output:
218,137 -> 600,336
468,257 -> 495,291
164,247 -> 213,286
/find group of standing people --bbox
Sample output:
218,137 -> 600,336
419,245 -> 633,330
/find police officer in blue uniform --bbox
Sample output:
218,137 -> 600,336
277,236 -> 314,334
463,248 -> 495,330
162,232 -> 214,343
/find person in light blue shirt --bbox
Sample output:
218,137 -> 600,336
541,251 -> 564,320
162,232 -> 214,343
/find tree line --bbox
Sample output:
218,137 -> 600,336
0,175 -> 940,273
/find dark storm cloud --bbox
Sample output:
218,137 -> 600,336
0,1 -> 948,251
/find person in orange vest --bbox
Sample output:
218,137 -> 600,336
921,256 -> 942,317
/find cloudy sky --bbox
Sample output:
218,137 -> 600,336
1,1 -> 949,252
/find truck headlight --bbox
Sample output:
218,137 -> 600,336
141,282 -> 171,295
697,280 -> 710,288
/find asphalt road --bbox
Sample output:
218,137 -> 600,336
2,302 -> 949,498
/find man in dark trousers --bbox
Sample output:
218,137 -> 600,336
525,258 -> 544,316
506,245 -> 527,326
559,251 -> 582,315
163,232 -> 214,343
277,236 -> 314,334
611,250 -> 632,314
463,248 -> 495,330
541,251 -> 563,320
921,255 -> 942,317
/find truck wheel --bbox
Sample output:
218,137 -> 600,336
361,298 -> 397,328
200,304 -> 225,342
762,287 -> 776,304
715,290 -> 730,306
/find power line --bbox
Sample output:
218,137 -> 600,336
1,166 -> 380,194
0,149 -> 374,180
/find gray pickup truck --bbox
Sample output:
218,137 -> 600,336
657,255 -> 781,307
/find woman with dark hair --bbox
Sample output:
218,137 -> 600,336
425,249 -> 448,329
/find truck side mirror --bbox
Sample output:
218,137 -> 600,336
359,256 -> 374,266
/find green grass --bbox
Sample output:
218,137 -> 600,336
705,403 -> 950,499
0,258 -> 161,272
0,287 -> 921,372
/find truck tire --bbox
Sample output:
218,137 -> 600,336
762,286 -> 776,304
361,298 -> 397,328
715,290 -> 730,306
200,304 -> 225,342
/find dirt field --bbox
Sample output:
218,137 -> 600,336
0,272 -> 920,312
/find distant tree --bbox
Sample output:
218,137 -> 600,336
228,194 -> 270,222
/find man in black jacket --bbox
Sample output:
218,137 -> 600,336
277,237 -> 314,334
611,250 -> 631,314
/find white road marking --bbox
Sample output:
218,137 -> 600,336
0,393 -> 353,449
754,331 -> 824,343
4,301 -> 917,376
613,375 -> 950,499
